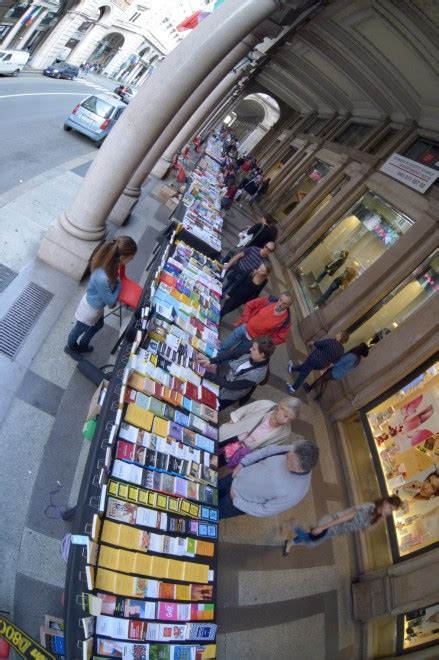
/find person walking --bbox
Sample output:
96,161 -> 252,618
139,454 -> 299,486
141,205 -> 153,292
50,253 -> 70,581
222,242 -> 275,294
198,336 -> 275,410
304,342 -> 369,400
282,495 -> 402,554
221,262 -> 271,318
219,293 -> 293,359
64,236 -> 137,360
309,250 -> 349,287
219,397 -> 301,467
286,331 -> 349,393
218,440 -> 319,518
221,214 -> 277,264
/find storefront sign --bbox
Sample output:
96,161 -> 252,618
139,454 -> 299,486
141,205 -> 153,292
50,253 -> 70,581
380,153 -> 438,193
0,616 -> 55,659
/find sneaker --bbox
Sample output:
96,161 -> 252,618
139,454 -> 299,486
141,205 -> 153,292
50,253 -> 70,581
282,540 -> 290,557
303,384 -> 311,393
78,344 -> 94,353
287,360 -> 295,374
286,383 -> 296,394
64,344 -> 83,361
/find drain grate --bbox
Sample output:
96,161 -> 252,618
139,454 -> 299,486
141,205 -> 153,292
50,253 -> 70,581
0,282 -> 53,359
0,264 -> 18,294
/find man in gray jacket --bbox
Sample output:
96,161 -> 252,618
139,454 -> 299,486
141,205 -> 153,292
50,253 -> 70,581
218,440 -> 319,518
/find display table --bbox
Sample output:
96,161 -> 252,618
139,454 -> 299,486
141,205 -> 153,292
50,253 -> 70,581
63,232 -> 221,660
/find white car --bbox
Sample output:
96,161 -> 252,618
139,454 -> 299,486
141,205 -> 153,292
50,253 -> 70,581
0,49 -> 29,76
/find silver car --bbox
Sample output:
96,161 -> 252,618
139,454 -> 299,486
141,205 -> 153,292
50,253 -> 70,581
63,93 -> 126,147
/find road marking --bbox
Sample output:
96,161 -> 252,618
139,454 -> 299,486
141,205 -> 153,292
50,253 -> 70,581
0,92 -> 87,99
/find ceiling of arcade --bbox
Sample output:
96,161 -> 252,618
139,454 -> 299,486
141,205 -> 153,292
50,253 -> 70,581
256,0 -> 439,130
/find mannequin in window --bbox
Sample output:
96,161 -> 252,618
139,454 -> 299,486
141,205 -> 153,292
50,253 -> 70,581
315,265 -> 357,308
368,327 -> 391,346
310,250 -> 349,288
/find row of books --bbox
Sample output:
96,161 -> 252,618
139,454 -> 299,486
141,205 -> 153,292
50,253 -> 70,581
107,479 -> 218,522
84,242 -> 221,657
181,155 -> 223,252
96,617 -> 217,642
84,593 -> 214,622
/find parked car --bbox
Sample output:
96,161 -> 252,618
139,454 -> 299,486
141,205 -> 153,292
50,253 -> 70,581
0,49 -> 29,76
43,63 -> 79,80
63,93 -> 126,147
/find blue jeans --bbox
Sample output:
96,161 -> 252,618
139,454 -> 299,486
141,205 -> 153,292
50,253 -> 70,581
218,473 -> 244,519
68,317 -> 104,348
290,356 -> 317,391
316,276 -> 342,307
219,324 -> 252,358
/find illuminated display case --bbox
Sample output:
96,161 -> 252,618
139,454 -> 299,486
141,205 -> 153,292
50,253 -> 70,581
362,359 -> 439,559
397,601 -> 439,654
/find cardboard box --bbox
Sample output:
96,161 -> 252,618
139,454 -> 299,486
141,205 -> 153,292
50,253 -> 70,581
157,184 -> 177,203
86,379 -> 109,421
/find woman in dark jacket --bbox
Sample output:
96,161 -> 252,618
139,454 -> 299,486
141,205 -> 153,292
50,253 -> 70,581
221,262 -> 271,318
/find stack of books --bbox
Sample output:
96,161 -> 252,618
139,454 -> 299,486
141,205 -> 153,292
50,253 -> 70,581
81,241 -> 221,660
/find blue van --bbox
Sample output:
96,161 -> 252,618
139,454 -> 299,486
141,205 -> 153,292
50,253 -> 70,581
63,93 -> 126,147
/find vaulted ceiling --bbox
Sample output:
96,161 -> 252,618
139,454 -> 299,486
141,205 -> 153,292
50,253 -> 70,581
256,0 -> 439,130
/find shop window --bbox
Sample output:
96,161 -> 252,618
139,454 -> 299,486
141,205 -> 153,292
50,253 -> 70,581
304,175 -> 351,224
346,251 -> 439,349
364,359 -> 439,559
398,602 -> 439,653
278,160 -> 332,217
367,127 -> 399,155
402,138 -> 439,184
295,191 -> 414,314
335,122 -> 372,147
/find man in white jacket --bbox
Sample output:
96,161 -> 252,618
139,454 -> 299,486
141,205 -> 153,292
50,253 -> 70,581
218,440 -> 319,518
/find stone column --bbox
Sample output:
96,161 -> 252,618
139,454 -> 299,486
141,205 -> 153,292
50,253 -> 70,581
149,70 -> 244,179
68,23 -> 109,66
39,0 -> 283,278
198,94 -> 236,138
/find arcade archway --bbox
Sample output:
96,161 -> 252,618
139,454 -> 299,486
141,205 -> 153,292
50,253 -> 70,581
89,31 -> 124,67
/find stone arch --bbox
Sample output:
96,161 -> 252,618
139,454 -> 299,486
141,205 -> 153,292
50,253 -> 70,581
89,31 -> 124,67
97,5 -> 112,22
232,92 -> 281,153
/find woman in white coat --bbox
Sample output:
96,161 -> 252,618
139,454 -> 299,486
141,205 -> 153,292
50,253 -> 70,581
219,397 -> 301,466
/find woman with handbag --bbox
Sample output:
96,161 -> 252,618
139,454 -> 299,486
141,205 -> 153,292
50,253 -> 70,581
219,397 -> 301,467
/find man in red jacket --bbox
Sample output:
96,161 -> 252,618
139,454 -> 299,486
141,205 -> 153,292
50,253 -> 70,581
218,293 -> 293,361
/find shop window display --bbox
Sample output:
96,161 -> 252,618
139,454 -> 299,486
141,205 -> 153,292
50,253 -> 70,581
399,602 -> 439,652
346,251 -> 439,350
364,361 -> 439,558
295,191 -> 414,314
274,160 -> 332,221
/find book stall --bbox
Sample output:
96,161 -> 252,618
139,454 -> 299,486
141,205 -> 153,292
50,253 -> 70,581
170,146 -> 224,259
64,230 -> 222,660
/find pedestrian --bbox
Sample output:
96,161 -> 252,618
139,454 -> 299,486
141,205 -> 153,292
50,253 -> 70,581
220,181 -> 238,211
315,266 -> 357,308
282,495 -> 402,554
243,213 -> 278,248
219,293 -> 293,360
198,336 -> 275,410
221,262 -> 271,318
222,242 -> 275,294
286,331 -> 349,394
64,236 -> 138,360
238,174 -> 263,205
219,396 -> 301,467
304,342 -> 369,400
218,439 -> 319,518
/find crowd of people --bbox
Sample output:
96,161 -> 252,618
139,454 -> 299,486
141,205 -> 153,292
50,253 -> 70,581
80,61 -> 105,75
62,126 -> 407,556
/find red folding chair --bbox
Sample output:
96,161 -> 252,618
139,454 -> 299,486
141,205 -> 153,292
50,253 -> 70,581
104,264 -> 142,326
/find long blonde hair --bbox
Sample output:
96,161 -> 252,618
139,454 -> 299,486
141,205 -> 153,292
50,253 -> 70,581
90,235 -> 137,286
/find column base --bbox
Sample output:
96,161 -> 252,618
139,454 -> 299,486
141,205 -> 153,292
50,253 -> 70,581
150,156 -> 173,180
109,189 -> 140,225
38,219 -> 102,281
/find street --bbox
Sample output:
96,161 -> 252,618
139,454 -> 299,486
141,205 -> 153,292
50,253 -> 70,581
0,73 -> 116,195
